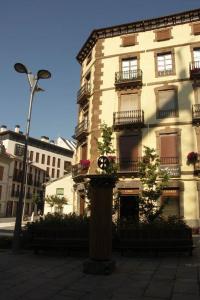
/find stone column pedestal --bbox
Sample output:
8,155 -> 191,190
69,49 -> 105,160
83,175 -> 116,275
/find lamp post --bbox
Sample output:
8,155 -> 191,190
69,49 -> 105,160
12,63 -> 51,253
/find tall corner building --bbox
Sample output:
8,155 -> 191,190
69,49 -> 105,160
73,8 -> 200,230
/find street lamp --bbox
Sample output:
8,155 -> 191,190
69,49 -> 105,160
12,63 -> 51,253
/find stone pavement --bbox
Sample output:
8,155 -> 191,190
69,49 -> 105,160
0,242 -> 200,300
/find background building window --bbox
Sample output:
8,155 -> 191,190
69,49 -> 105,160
57,169 -> 60,178
29,151 -> 34,161
57,158 -> 60,168
0,185 -> 2,200
41,154 -> 45,164
36,152 -> 39,163
0,166 -> 4,180
56,188 -> 64,196
51,168 -> 55,178
52,157 -> 56,167
157,89 -> 178,118
47,156 -> 50,165
157,52 -> 173,76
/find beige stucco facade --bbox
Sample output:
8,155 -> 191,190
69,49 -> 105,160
73,8 -> 200,230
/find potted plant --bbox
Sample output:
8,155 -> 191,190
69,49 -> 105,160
80,159 -> 90,170
187,152 -> 198,165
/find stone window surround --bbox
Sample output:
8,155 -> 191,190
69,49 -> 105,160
153,27 -> 173,42
117,88 -> 142,111
154,47 -> 176,78
154,84 -> 179,119
155,127 -> 182,165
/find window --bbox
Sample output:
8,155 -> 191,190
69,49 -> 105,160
56,188 -> 64,196
191,23 -> 200,35
160,134 -> 179,165
57,169 -> 60,178
41,154 -> 45,164
57,158 -> 60,168
29,151 -> 34,161
192,48 -> 200,69
64,161 -> 71,173
0,185 -> 2,200
121,34 -> 137,47
46,167 -> 49,176
86,52 -> 92,65
162,190 -> 180,218
119,135 -> 139,171
156,88 -> 178,118
52,157 -> 56,167
0,166 -> 4,181
120,93 -> 139,111
14,144 -> 24,156
51,168 -> 55,178
36,152 -> 39,163
155,28 -> 172,42
122,58 -> 137,79
156,52 -> 173,76
47,156 -> 50,165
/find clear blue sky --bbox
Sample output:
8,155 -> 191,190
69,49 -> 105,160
0,0 -> 199,141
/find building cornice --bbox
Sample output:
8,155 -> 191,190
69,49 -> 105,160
76,8 -> 200,64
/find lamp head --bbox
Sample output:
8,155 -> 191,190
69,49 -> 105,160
14,63 -> 28,74
37,69 -> 51,80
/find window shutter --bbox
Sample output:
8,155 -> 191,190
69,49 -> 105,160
158,90 -> 176,110
0,166 -> 4,181
193,23 -> 200,35
121,35 -> 136,46
120,93 -> 139,111
156,29 -> 171,41
81,143 -> 87,160
160,134 -> 178,160
119,135 -> 139,160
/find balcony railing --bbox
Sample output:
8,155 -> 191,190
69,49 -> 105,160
157,109 -> 178,119
113,110 -> 144,129
190,61 -> 200,79
74,120 -> 88,141
192,104 -> 200,123
160,157 -> 180,177
115,70 -> 142,88
157,69 -> 173,77
77,83 -> 90,105
72,163 -> 89,178
117,157 -> 142,173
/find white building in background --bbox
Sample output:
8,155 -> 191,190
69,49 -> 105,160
44,173 -> 74,215
0,125 -> 76,217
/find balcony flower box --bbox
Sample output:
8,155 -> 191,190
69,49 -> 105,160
187,152 -> 198,165
80,159 -> 90,170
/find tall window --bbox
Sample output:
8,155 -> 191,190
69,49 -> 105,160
29,151 -> 34,161
160,134 -> 179,165
157,52 -> 173,76
47,156 -> 50,165
57,158 -> 61,168
0,166 -> 4,181
52,157 -> 56,167
41,154 -> 45,164
36,152 -> 39,163
193,48 -> 200,69
122,58 -> 137,79
120,93 -> 139,111
57,169 -> 60,178
119,135 -> 139,171
157,89 -> 178,118
51,168 -> 55,178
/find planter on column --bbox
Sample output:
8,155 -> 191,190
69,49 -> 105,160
83,174 -> 117,275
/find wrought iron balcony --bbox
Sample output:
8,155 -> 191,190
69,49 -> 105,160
190,61 -> 200,79
117,157 -> 142,173
192,104 -> 200,124
160,157 -> 180,177
72,162 -> 90,178
74,120 -> 88,141
157,109 -> 178,119
113,110 -> 144,129
115,69 -> 142,89
77,83 -> 90,105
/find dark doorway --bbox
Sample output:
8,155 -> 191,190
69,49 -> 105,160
120,195 -> 139,222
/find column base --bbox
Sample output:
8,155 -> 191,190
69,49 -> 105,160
83,259 -> 116,275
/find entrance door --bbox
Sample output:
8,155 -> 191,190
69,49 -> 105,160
120,195 -> 139,222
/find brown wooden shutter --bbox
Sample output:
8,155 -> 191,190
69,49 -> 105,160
0,166 -> 4,181
160,134 -> 178,164
158,90 -> 176,110
156,29 -> 171,41
120,93 -> 139,111
119,135 -> 139,160
121,34 -> 136,47
193,23 -> 200,35
81,143 -> 87,160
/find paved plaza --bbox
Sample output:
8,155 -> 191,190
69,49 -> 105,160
0,239 -> 200,300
